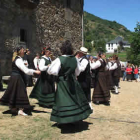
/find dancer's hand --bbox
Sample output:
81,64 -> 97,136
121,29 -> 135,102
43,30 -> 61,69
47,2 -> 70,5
35,70 -> 41,75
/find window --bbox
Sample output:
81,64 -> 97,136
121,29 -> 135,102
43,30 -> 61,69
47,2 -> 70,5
66,0 -> 71,8
20,29 -> 27,42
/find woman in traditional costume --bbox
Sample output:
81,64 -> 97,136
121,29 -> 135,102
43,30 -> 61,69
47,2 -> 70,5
0,47 -> 40,116
109,55 -> 121,94
29,47 -> 55,108
47,40 -> 92,124
106,57 -> 114,90
90,52 -> 110,105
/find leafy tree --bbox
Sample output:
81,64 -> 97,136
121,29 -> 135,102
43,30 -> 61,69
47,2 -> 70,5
118,41 -> 124,51
94,40 -> 106,53
127,22 -> 140,65
85,41 -> 92,52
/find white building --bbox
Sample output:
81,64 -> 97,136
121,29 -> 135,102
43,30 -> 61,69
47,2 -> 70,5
106,36 -> 130,53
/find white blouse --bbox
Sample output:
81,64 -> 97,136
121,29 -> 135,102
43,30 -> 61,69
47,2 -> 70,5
108,62 -> 112,68
47,55 -> 81,76
39,56 -> 51,71
15,57 -> 35,75
33,57 -> 40,69
90,59 -> 103,70
109,62 -> 118,70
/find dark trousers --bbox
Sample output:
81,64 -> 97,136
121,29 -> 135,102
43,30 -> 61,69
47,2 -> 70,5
79,81 -> 91,102
113,77 -> 119,87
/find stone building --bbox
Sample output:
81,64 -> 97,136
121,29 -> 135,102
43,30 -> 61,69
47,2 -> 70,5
0,0 -> 84,75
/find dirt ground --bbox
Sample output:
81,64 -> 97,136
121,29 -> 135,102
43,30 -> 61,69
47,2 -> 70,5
0,81 -> 140,140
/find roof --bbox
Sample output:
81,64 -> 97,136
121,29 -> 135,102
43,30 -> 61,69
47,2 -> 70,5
107,36 -> 130,45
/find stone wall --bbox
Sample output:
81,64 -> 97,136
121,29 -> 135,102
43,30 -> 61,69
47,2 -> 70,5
0,0 -> 83,75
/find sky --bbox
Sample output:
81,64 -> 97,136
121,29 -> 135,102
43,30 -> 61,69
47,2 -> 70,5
84,0 -> 140,31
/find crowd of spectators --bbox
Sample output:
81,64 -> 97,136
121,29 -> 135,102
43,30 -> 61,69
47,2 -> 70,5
121,64 -> 140,82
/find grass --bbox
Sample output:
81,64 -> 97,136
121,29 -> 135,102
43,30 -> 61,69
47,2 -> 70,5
0,87 -> 61,140
1,84 -> 140,140
90,51 -> 127,61
0,108 -> 60,140
106,51 -> 127,61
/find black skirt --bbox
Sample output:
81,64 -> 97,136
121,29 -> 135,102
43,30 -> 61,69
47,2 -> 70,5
127,74 -> 132,81
26,74 -> 33,87
0,74 -> 30,109
92,72 -> 110,102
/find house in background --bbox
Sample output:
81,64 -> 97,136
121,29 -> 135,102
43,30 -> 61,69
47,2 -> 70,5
106,36 -> 130,53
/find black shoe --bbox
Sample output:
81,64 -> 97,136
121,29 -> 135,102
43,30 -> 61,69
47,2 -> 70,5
104,101 -> 110,106
0,88 -> 5,91
93,101 -> 99,105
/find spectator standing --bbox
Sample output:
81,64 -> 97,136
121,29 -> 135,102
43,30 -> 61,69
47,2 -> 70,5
134,66 -> 139,82
121,64 -> 127,81
126,65 -> 132,81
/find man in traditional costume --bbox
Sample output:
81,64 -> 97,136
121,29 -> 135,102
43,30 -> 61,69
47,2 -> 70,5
76,47 -> 93,110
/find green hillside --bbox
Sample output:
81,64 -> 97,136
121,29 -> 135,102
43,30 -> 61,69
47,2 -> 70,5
84,11 -> 132,52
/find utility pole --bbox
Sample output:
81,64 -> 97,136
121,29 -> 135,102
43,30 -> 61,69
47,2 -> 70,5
82,13 -> 84,47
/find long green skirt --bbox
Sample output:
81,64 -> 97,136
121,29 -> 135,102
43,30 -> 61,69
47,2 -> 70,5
29,76 -> 55,107
51,76 -> 92,124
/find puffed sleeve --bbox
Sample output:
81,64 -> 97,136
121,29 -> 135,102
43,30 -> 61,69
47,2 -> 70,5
90,60 -> 101,69
15,58 -> 35,75
75,58 -> 81,76
47,58 -> 61,76
109,63 -> 118,70
33,58 -> 38,69
39,58 -> 49,71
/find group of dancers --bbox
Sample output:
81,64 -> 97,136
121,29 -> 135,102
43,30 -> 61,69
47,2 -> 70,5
0,40 -> 121,125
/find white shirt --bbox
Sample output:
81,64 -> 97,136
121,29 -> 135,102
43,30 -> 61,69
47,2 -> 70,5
23,60 -> 28,67
108,62 -> 112,68
15,57 -> 35,75
78,57 -> 89,72
47,55 -> 81,76
39,56 -> 51,71
33,57 -> 40,69
109,62 -> 118,70
90,59 -> 103,70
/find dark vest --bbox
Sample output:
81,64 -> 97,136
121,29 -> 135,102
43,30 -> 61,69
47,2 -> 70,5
40,57 -> 54,83
12,56 -> 26,85
96,59 -> 106,72
113,60 -> 121,77
77,56 -> 91,82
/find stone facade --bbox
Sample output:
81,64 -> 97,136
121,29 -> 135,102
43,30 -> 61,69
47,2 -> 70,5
0,0 -> 84,75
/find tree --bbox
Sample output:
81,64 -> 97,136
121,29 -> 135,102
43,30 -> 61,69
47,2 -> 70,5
118,41 -> 124,51
94,40 -> 106,53
127,22 -> 140,65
